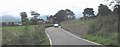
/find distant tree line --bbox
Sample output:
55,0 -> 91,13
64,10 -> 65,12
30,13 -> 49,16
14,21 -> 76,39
81,4 -> 119,20
19,9 -> 76,25
2,22 -> 22,26
19,3 -> 119,25
47,9 -> 75,24
19,11 -> 44,26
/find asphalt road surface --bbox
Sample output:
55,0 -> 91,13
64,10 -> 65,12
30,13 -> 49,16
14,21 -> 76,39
45,27 -> 102,47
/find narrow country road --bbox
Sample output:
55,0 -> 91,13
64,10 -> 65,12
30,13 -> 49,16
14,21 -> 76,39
45,27 -> 102,47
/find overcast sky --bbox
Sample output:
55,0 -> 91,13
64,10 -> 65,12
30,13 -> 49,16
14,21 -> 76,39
0,0 -> 109,18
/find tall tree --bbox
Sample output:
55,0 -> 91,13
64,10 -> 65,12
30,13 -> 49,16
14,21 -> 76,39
113,5 -> 119,14
47,15 -> 55,23
30,11 -> 40,25
54,9 -> 75,23
97,4 -> 112,16
47,15 -> 55,21
20,12 -> 29,25
82,8 -> 95,20
54,10 -> 67,23
65,9 -> 75,20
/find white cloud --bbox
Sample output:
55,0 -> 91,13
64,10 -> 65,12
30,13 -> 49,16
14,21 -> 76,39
0,0 -> 105,18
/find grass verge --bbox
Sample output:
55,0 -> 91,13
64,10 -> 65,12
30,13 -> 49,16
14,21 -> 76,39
61,15 -> 118,46
2,25 -> 50,46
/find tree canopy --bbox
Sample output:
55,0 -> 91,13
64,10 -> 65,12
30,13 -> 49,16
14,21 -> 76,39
54,10 -> 67,23
30,11 -> 40,25
82,8 -> 95,20
20,12 -> 29,25
53,9 -> 75,23
65,9 -> 75,20
83,8 -> 95,17
20,12 -> 27,19
97,4 -> 112,16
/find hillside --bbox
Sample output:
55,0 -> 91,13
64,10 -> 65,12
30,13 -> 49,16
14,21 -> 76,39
61,14 -> 118,45
0,15 -> 47,22
0,15 -> 21,22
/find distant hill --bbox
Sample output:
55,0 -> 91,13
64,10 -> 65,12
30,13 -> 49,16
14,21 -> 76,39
0,15 -> 47,22
0,15 -> 21,22
38,15 -> 47,21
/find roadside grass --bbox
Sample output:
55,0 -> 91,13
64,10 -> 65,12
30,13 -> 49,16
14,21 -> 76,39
82,34 -> 117,45
2,25 -> 50,45
61,20 -> 93,36
44,24 -> 54,28
61,15 -> 118,46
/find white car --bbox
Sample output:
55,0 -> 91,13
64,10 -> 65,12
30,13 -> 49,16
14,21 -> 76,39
54,24 -> 59,28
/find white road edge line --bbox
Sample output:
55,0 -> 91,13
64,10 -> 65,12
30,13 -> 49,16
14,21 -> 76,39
61,28 -> 101,45
45,29 -> 52,46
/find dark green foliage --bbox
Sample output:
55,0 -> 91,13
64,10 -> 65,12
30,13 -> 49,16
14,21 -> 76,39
83,8 -> 95,17
20,12 -> 27,19
46,15 -> 55,24
20,12 -> 29,25
46,9 -> 75,23
44,24 -> 54,28
65,9 -> 75,20
47,15 -> 55,21
54,10 -> 67,23
30,16 -> 38,25
30,11 -> 40,25
113,5 -> 119,14
82,8 -> 95,20
97,4 -> 112,16
53,9 -> 75,23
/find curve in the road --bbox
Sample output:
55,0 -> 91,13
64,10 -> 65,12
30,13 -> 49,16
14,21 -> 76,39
45,27 -> 101,45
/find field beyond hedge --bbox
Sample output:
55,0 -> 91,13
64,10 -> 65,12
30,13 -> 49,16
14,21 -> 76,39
2,25 -> 50,45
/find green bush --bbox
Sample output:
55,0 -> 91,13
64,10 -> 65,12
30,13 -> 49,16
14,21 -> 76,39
44,24 -> 54,28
